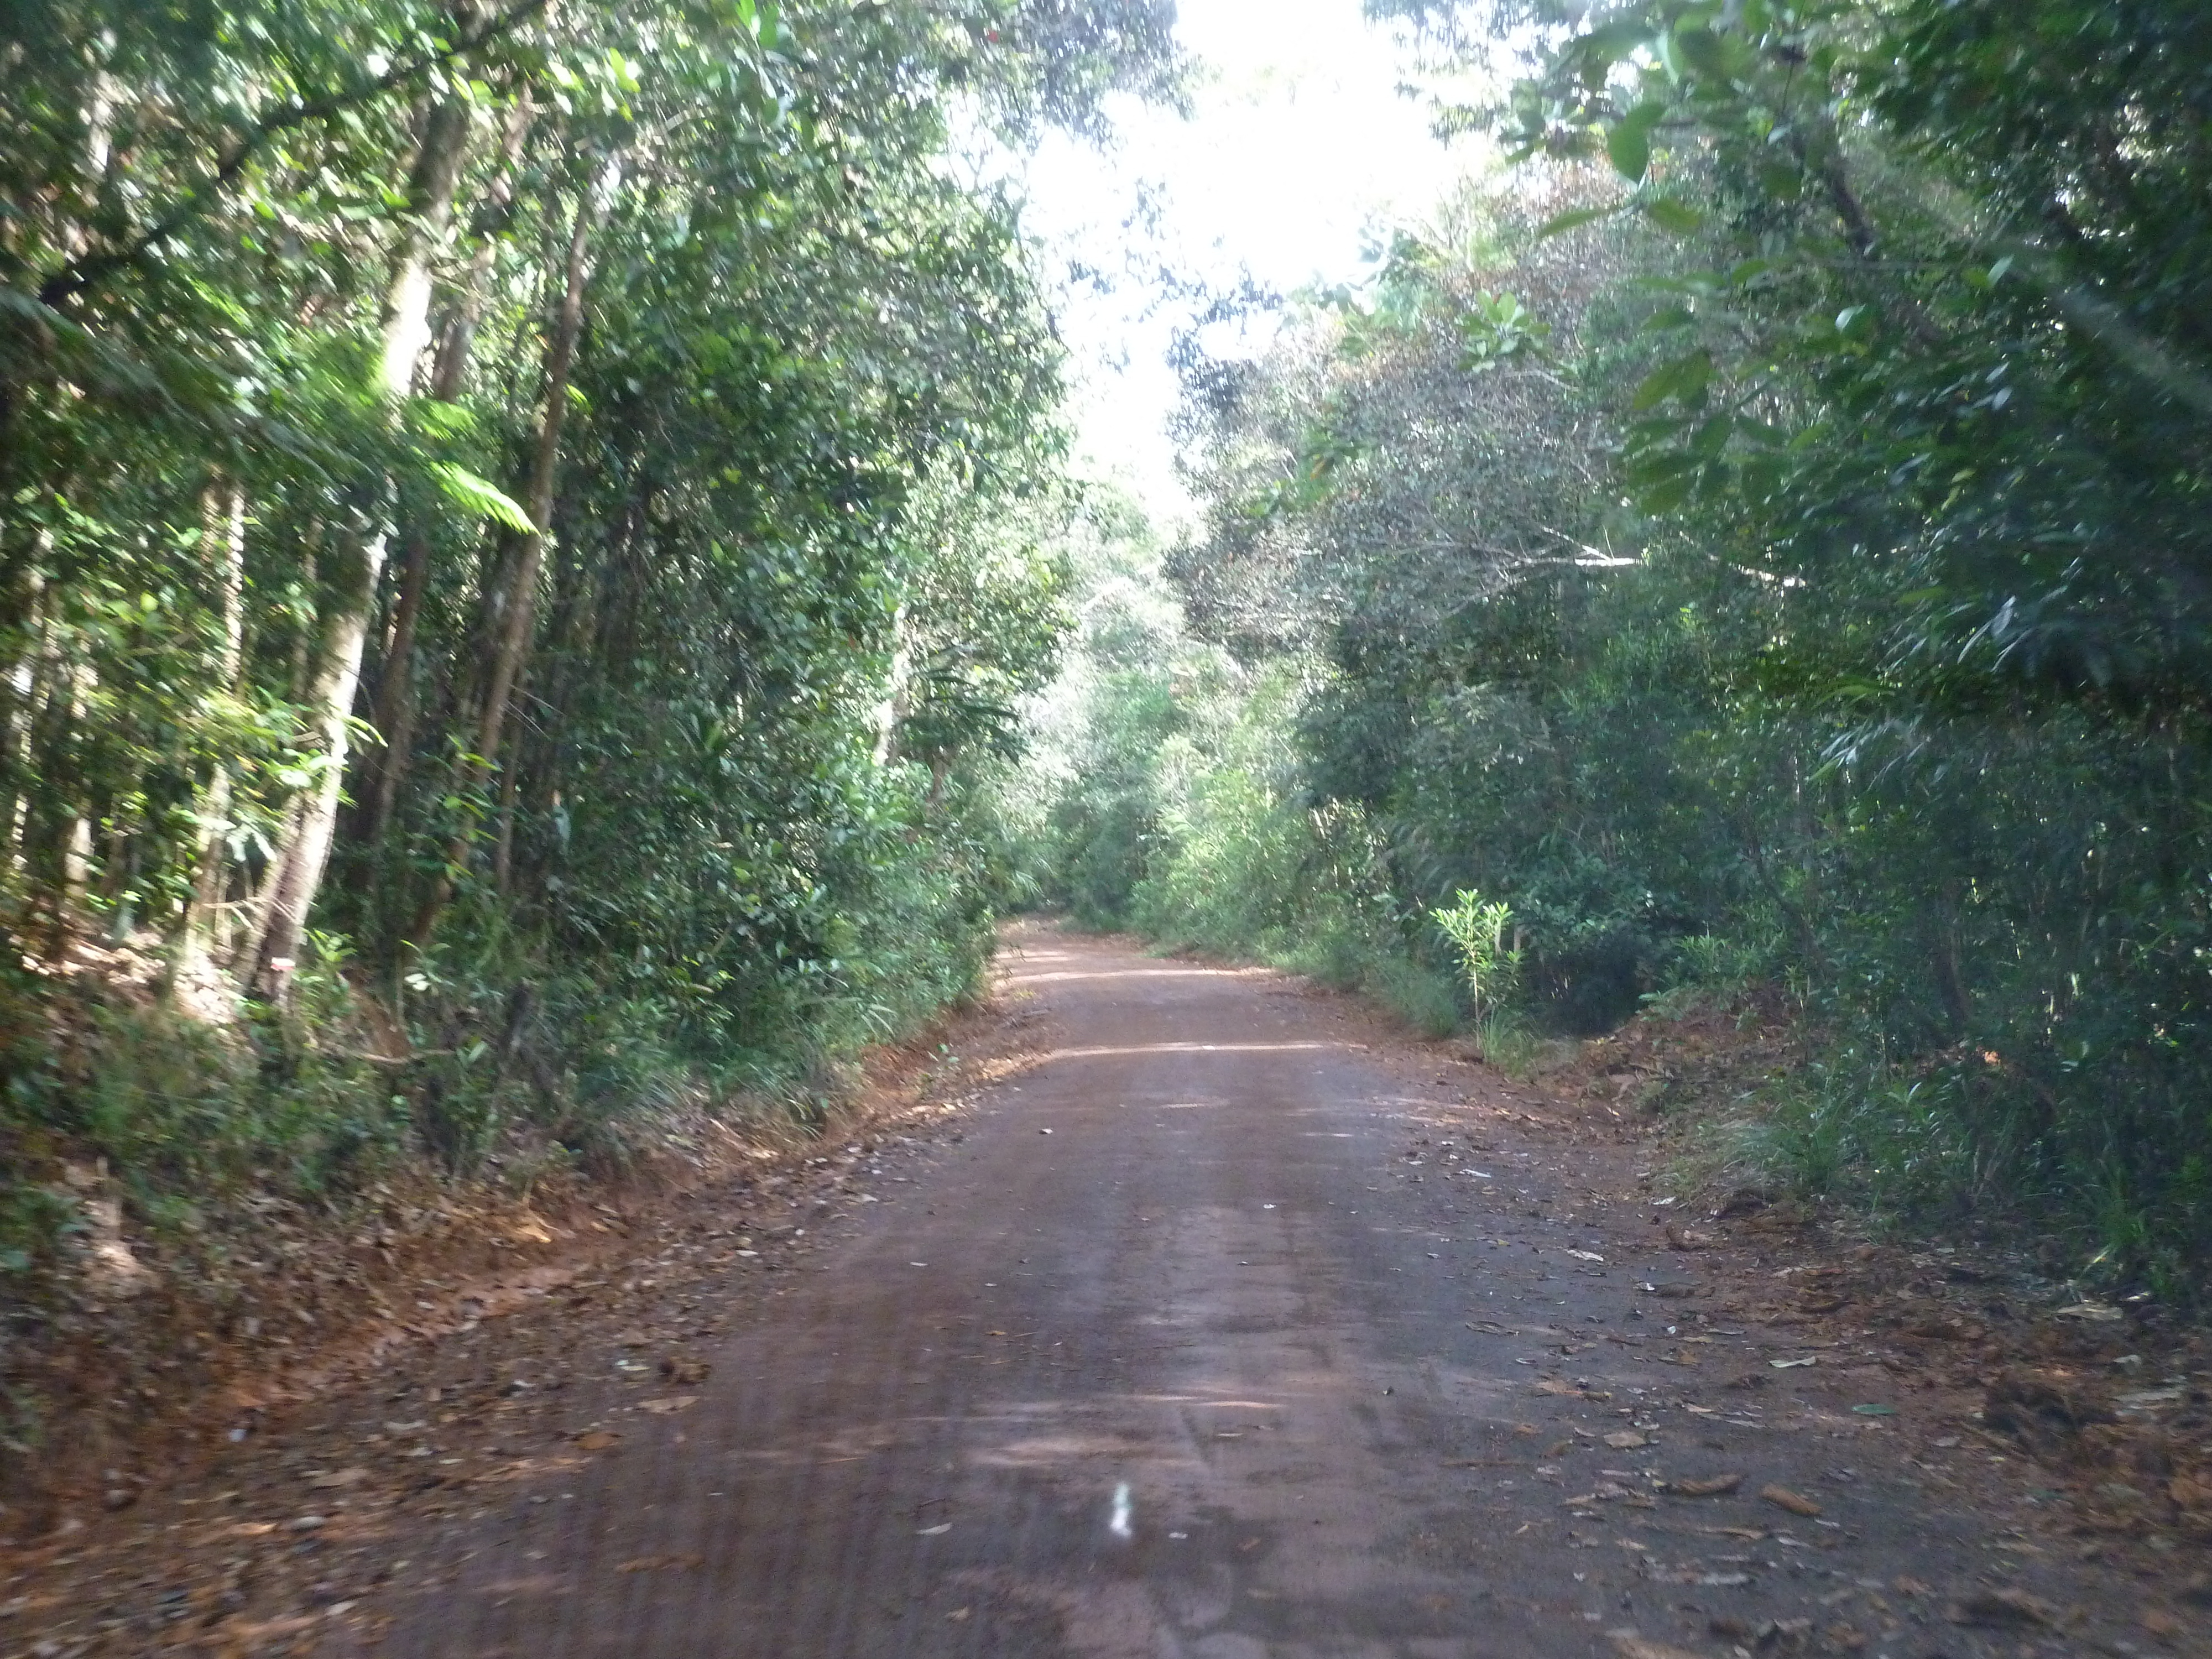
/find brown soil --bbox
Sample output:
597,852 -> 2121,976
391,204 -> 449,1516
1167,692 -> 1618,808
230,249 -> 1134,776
0,925 -> 2205,1657
0,993 -> 1018,1542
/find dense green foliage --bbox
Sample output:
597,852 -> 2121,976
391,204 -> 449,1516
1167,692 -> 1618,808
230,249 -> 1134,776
1031,0 -> 2212,1287
0,0 -> 1178,1267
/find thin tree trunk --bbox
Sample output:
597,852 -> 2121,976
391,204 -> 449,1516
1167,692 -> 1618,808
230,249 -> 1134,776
168,479 -> 247,1001
873,602 -> 911,765
411,155 -> 618,948
241,526 -> 388,988
475,157 -> 616,766
360,96 -> 534,855
240,97 -> 476,994
375,98 -> 474,400
2,567 -> 50,889
51,654 -> 96,958
287,537 -> 319,702
430,96 -> 535,402
491,663 -> 527,896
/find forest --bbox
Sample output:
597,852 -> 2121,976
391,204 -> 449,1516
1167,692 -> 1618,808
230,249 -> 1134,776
0,0 -> 1176,1310
4,0 -> 2210,1468
1031,0 -> 2212,1291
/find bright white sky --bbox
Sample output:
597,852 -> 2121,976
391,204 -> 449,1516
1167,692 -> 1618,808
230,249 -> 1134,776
1013,0 -> 1485,525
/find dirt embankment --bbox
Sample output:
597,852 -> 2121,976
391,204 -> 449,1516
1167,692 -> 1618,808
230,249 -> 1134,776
1512,993 -> 2212,1607
0,992 -> 1030,1545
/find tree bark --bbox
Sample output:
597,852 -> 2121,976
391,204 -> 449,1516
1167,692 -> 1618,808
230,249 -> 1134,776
242,525 -> 388,989
474,156 -> 617,768
169,479 -> 247,997
240,95 -> 477,993
359,95 -> 534,855
2,567 -> 50,889
410,155 -> 618,948
375,97 -> 476,401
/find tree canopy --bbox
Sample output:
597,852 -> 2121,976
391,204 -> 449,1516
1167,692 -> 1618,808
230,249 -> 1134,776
1029,0 -> 2212,1288
0,0 -> 1180,1244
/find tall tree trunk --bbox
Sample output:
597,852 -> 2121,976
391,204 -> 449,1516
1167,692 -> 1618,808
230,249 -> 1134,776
241,98 -> 476,994
241,526 -> 388,989
50,654 -> 96,959
2,566 -> 51,894
359,96 -> 534,856
168,479 -> 247,1005
474,156 -> 617,767
411,155 -> 618,948
491,660 -> 528,896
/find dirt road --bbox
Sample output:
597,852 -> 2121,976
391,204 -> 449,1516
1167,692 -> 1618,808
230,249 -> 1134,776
4,928 -> 2180,1656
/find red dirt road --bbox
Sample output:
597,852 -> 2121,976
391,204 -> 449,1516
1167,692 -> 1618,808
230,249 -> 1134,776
4,927 -> 2182,1656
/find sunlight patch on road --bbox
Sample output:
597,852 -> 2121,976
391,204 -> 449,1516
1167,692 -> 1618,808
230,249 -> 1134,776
1031,1041 -> 1355,1062
1011,966 -> 1258,984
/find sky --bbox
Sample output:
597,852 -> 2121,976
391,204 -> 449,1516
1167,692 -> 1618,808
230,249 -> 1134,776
1011,0 -> 1486,525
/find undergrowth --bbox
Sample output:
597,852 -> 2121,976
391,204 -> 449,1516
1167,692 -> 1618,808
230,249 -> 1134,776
0,882 -> 997,1310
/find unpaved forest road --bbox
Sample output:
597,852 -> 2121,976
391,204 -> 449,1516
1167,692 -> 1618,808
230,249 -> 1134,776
7,928 -> 2178,1657
344,928 -> 2153,1659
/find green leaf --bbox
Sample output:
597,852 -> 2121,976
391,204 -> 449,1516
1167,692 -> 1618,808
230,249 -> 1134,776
1670,24 -> 1726,79
1608,102 -> 1668,184
1575,17 -> 1656,84
1535,203 -> 1623,242
1640,197 -> 1704,234
430,463 -> 534,533
410,398 -> 474,440
1639,471 -> 1693,513
1631,348 -> 1713,411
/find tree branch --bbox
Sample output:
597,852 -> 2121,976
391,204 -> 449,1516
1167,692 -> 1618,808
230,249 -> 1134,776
36,0 -> 549,313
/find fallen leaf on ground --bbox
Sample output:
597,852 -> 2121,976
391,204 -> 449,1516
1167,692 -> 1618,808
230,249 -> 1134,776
1535,1378 -> 1610,1399
1906,1318 -> 1971,1340
639,1395 -> 700,1415
1949,1588 -> 2056,1628
615,1553 -> 702,1573
916,1523 -> 952,1536
1608,1633 -> 1705,1659
1891,1575 -> 1932,1596
1770,1357 -> 1817,1370
1759,1484 -> 1822,1517
1665,1473 -> 1743,1497
1567,1250 -> 1605,1262
573,1431 -> 619,1451
1604,1431 -> 1647,1449
306,1468 -> 367,1490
